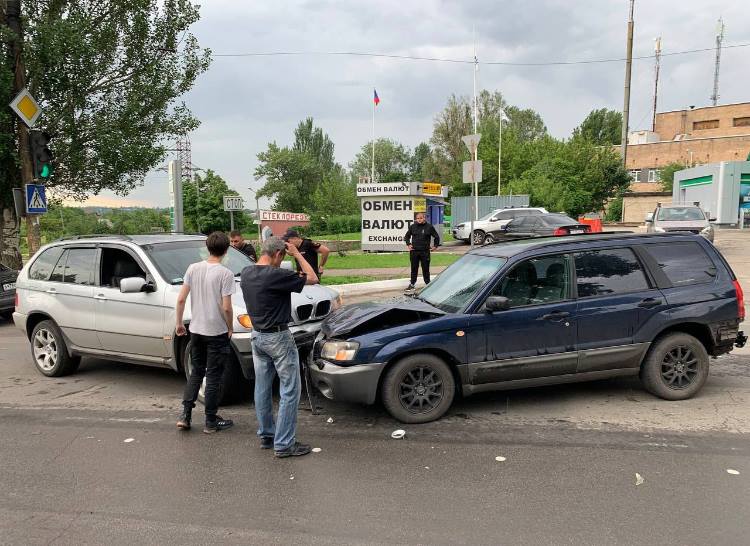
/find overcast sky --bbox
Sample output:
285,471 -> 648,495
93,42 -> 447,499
85,0 -> 750,209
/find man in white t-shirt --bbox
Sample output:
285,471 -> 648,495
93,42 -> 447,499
175,232 -> 236,434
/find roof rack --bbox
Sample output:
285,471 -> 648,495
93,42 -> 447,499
55,234 -> 132,242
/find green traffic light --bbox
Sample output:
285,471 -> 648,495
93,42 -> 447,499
40,164 -> 50,178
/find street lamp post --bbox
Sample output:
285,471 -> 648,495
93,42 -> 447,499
247,187 -> 262,242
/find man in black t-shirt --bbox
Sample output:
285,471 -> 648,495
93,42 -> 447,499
240,236 -> 318,458
229,230 -> 257,262
282,230 -> 329,278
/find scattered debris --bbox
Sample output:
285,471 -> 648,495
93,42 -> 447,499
495,456 -> 506,462
727,469 -> 740,475
326,417 -> 334,424
86,436 -> 95,439
391,429 -> 406,439
635,473 -> 645,485
424,466 -> 430,470
289,474 -> 295,480
312,447 -> 322,453
123,438 -> 135,443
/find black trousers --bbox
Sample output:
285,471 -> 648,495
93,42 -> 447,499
410,249 -> 431,284
182,332 -> 231,421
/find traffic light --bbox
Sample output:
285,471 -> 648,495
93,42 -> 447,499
29,130 -> 53,180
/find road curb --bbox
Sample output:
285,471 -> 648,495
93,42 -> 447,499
332,277 -> 426,296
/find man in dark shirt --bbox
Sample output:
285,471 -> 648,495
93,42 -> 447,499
229,231 -> 257,262
240,236 -> 318,458
282,230 -> 329,278
404,212 -> 440,290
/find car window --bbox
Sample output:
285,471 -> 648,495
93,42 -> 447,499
542,215 -> 577,226
574,248 -> 649,297
143,240 -> 253,284
29,246 -> 64,281
491,254 -> 571,308
418,254 -> 507,313
656,207 -> 705,221
514,216 -> 538,228
100,247 -> 147,287
496,211 -> 514,220
52,248 -> 96,285
642,242 -> 716,286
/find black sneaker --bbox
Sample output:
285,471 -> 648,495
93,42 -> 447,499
275,441 -> 312,458
406,284 -> 415,291
260,436 -> 274,449
176,409 -> 192,430
203,416 -> 234,434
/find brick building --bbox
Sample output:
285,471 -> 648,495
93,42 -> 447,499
622,102 -> 750,190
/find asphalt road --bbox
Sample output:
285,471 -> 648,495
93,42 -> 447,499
2,228 -> 750,544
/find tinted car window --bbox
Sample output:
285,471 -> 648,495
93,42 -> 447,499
513,216 -> 537,228
61,249 -> 96,285
29,246 -> 64,281
492,254 -> 571,307
496,211 -> 515,220
643,242 -> 716,286
575,248 -> 649,297
541,214 -> 578,226
144,240 -> 253,284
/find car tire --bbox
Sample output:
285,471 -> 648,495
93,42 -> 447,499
381,354 -> 456,424
30,319 -> 81,377
483,233 -> 495,245
472,230 -> 485,245
183,338 -> 250,406
640,333 -> 709,400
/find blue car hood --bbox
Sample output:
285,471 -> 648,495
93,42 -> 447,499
322,296 -> 445,338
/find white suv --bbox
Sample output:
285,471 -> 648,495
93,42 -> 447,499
12,234 -> 341,404
452,207 -> 548,245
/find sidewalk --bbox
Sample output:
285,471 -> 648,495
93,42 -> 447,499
324,266 -> 447,278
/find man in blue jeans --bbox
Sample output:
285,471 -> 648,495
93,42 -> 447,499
240,237 -> 318,457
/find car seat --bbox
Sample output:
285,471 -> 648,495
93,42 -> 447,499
111,259 -> 145,288
502,261 -> 537,307
535,262 -> 566,303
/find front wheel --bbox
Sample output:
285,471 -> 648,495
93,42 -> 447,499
381,354 -> 455,423
640,333 -> 709,400
472,230 -> 485,245
30,320 -> 80,377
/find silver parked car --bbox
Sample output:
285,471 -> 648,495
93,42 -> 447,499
12,234 -> 341,403
645,204 -> 714,242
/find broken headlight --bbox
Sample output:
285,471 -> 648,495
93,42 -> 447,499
321,340 -> 359,361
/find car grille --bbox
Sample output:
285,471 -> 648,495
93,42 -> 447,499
315,300 -> 331,318
665,228 -> 702,234
296,304 -> 313,321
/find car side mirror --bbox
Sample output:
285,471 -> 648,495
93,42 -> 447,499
486,296 -> 511,313
120,277 -> 149,293
489,217 -> 498,222
645,212 -> 654,223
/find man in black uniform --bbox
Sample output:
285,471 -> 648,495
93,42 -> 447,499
404,212 -> 440,290
282,230 -> 329,279
230,231 -> 257,262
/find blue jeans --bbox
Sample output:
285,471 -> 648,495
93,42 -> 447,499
251,329 -> 300,451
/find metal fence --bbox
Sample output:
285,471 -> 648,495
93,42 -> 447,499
449,195 -> 530,228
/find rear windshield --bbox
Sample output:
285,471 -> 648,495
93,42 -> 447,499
542,214 -> 577,226
657,207 -> 705,221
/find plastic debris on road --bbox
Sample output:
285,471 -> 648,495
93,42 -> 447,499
290,474 -> 295,480
391,429 -> 406,439
727,469 -> 740,475
635,473 -> 645,485
312,447 -> 322,453
123,438 -> 135,443
326,417 -> 334,424
495,456 -> 506,462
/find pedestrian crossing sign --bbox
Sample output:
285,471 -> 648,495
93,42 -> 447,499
25,184 -> 47,214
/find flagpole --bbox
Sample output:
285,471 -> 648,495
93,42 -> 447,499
371,90 -> 375,183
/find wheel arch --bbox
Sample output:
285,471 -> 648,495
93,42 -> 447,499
649,322 -> 714,356
25,312 -> 56,340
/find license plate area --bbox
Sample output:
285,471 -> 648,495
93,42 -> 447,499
2,282 -> 15,291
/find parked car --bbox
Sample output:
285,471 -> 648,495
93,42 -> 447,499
452,207 -> 548,245
311,232 -> 745,423
645,203 -> 714,242
12,234 -> 341,403
483,213 -> 591,244
0,262 -> 18,321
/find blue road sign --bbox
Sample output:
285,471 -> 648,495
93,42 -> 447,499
26,184 -> 47,214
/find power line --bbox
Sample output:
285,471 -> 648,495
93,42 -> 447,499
212,42 -> 750,67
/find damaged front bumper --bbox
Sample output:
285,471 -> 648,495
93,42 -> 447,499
310,360 -> 385,405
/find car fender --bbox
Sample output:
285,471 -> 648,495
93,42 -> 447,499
373,331 -> 466,371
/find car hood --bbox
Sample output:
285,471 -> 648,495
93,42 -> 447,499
322,296 -> 445,338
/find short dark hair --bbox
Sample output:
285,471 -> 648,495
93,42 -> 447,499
229,230 -> 242,238
206,231 -> 230,257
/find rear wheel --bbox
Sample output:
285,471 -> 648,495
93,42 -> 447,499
30,320 -> 80,377
381,354 -> 455,423
483,233 -> 495,245
183,338 -> 250,406
640,333 -> 709,400
472,230 -> 485,245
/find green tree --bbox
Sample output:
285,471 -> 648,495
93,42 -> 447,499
1,0 -> 210,267
255,118 -> 339,213
658,162 -> 684,192
349,138 -> 412,183
312,167 -> 358,217
184,170 -> 247,234
573,108 -> 623,145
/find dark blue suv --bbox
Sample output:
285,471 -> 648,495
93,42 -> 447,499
311,233 -> 746,423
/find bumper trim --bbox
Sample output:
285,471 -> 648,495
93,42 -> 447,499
310,361 -> 385,405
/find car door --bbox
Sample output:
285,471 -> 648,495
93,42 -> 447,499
574,246 -> 666,373
94,245 -> 168,358
47,246 -> 100,349
504,216 -> 540,239
465,253 -> 578,386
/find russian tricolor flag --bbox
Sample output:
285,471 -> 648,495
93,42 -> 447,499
373,89 -> 380,106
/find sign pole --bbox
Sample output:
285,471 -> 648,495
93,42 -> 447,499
230,210 -> 234,231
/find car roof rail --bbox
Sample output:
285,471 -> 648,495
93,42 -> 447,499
55,234 -> 133,242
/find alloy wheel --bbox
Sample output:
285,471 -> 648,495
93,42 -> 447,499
33,328 -> 58,372
660,345 -> 698,389
398,366 -> 444,414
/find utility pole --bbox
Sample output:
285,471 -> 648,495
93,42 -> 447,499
248,187 -> 261,242
710,17 -> 725,107
621,0 -> 635,168
6,0 -> 41,255
652,37 -> 662,132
